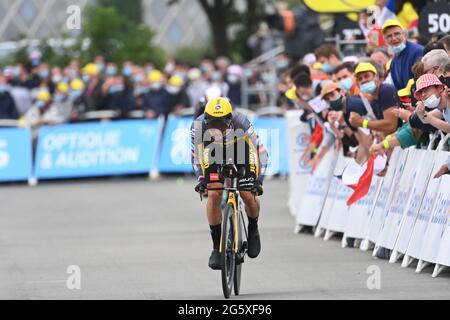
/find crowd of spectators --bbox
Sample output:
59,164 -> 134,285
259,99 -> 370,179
0,52 -> 285,133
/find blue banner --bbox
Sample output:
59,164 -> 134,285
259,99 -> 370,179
158,117 -> 193,173
253,118 -> 289,175
0,128 -> 32,182
158,116 -> 289,175
34,119 -> 162,179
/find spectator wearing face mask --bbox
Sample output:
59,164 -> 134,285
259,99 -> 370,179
226,65 -> 242,107
0,74 -> 19,120
187,68 -> 209,109
371,73 -> 449,155
422,49 -> 450,77
314,44 -> 342,75
414,73 -> 450,134
142,70 -> 169,119
94,55 -> 105,75
69,79 -> 86,121
42,82 -> 72,125
349,62 -> 399,136
105,63 -> 118,78
382,20 -> 423,92
105,76 -> 136,117
22,89 -> 51,129
407,51 -> 450,133
167,75 -> 190,116
122,61 -> 134,78
80,63 -> 104,113
333,62 -> 360,96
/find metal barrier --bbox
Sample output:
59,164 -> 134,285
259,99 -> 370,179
241,45 -> 284,110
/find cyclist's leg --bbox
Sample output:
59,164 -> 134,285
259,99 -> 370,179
237,142 -> 261,258
206,182 -> 224,226
237,140 -> 260,219
203,164 -> 225,269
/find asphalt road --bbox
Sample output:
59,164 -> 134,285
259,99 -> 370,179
0,177 -> 449,300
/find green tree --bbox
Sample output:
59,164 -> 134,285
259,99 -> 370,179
79,5 -> 166,66
168,0 -> 267,60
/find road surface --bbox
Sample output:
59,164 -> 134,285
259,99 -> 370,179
0,177 -> 449,299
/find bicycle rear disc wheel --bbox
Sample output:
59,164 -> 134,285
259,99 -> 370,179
221,203 -> 235,299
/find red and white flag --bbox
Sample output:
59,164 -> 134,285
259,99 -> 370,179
341,154 -> 386,206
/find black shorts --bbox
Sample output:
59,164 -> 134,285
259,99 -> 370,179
200,140 -> 259,189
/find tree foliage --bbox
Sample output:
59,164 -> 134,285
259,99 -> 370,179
79,5 -> 166,66
168,0 -> 266,60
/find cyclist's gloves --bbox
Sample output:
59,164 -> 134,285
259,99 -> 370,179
195,176 -> 207,194
251,180 -> 263,196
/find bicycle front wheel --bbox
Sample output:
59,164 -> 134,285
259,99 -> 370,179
221,203 -> 235,299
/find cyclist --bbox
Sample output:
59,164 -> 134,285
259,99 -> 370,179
191,97 -> 268,270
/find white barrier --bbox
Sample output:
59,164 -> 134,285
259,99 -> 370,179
366,148 -> 404,247
389,149 -> 435,263
401,152 -> 446,268
315,153 -> 350,239
343,176 -> 381,247
415,174 -> 450,273
286,110 -> 311,218
376,149 -> 424,252
290,140 -> 450,278
295,149 -> 337,227
434,176 -> 450,277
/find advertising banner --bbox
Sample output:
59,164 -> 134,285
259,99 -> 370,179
35,120 -> 162,179
0,128 -> 32,182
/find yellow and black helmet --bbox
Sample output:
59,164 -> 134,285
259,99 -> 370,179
203,97 -> 233,129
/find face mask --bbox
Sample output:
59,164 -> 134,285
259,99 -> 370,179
39,70 -> 49,78
36,100 -> 46,109
32,59 -> 41,67
133,74 -> 144,83
145,67 -> 154,75
136,86 -> 150,95
211,72 -> 222,82
167,86 -> 180,95
13,67 -> 21,78
106,66 -> 117,76
424,94 -> 441,109
54,93 -> 65,103
96,63 -> 105,72
165,64 -> 175,74
322,63 -> 334,74
150,83 -> 162,91
300,94 -> 311,101
390,42 -> 406,54
200,64 -> 210,74
0,84 -> 8,93
329,95 -> 344,111
82,74 -> 90,83
276,61 -> 289,70
360,81 -> 377,94
52,75 -> 63,83
109,84 -> 124,94
244,69 -> 253,78
261,73 -> 272,83
227,74 -> 239,84
123,66 -> 133,77
339,78 -> 353,93
69,90 -> 83,100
